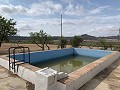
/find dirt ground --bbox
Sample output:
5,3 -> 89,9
0,43 -> 101,55
0,65 -> 34,90
0,43 -> 72,55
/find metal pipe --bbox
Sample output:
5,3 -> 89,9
118,28 -> 120,50
8,48 -> 11,70
13,48 -> 16,73
28,48 -> 30,64
23,48 -> 25,62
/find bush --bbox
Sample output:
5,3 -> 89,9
70,36 -> 83,47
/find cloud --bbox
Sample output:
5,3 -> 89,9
0,1 -> 63,16
0,4 -> 27,14
64,4 -> 85,15
27,1 -> 63,16
89,6 -> 109,14
0,0 -> 119,37
17,24 -> 36,32
63,20 -> 76,25
15,14 -> 120,36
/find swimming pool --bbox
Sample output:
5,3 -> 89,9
9,48 -> 112,73
4,48 -> 119,90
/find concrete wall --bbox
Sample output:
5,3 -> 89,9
0,57 -> 36,84
74,48 -> 112,58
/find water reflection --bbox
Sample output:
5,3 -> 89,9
32,55 -> 98,74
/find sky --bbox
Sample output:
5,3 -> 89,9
0,0 -> 120,37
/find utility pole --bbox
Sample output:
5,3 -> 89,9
61,14 -> 63,49
118,28 -> 120,50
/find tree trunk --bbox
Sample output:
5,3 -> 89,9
34,41 -> 43,50
42,43 -> 44,51
0,41 -> 2,47
46,43 -> 50,50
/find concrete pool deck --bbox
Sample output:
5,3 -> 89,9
0,65 -> 34,90
0,58 -> 120,90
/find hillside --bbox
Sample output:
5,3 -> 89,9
8,34 -> 119,41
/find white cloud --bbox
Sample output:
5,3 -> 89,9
17,24 -> 36,32
0,1 -> 63,16
27,1 -> 62,16
0,4 -> 27,14
15,14 -> 120,36
89,6 -> 109,14
64,4 -> 85,15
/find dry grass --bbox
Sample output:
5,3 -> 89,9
0,43 -> 71,55
0,43 -> 108,55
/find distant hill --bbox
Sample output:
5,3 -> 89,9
81,34 -> 97,40
8,34 -> 119,41
100,36 -> 119,39
9,36 -> 31,41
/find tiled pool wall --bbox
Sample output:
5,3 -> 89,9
10,48 -> 112,63
0,48 -> 119,90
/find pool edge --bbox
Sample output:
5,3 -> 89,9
57,51 -> 120,90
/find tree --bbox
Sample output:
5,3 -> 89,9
0,15 -> 17,47
29,30 -> 52,51
99,39 -> 108,50
70,36 -> 83,47
59,37 -> 68,49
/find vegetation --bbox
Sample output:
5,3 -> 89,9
29,30 -> 52,51
0,15 -> 17,47
58,37 -> 68,49
99,39 -> 108,50
70,36 -> 83,47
